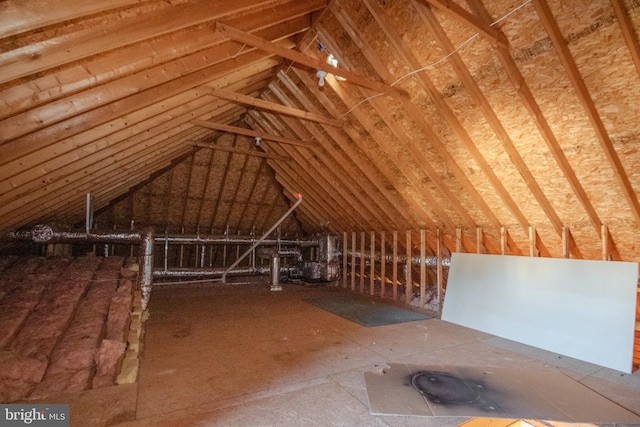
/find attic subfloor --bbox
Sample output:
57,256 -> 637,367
117,281 -> 639,425
8,276 -> 640,426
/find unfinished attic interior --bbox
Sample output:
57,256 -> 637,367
1,0 -> 640,424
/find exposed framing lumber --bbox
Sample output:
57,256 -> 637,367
351,231 -> 357,291
1,49 -> 282,167
392,230 -> 398,301
264,81 -> 396,231
532,0 -> 640,227
0,0 -> 281,86
247,111 -> 365,230
202,86 -> 345,127
247,108 -> 370,231
609,0 -> 640,82
343,232 -> 348,288
192,120 -> 313,148
290,68 -> 421,231
415,0 -> 507,48
360,231 -> 366,293
316,26 -> 474,252
332,4 -> 502,254
370,231 -> 376,296
194,141 -> 290,161
215,22 -> 408,99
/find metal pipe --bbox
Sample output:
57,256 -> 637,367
346,248 -> 451,267
139,228 -> 154,310
222,194 -> 303,283
5,225 -> 142,244
152,265 -> 298,280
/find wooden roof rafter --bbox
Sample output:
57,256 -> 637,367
263,81 -> 394,232
246,113 -> 348,230
249,105 -> 372,230
531,0 -> 640,228
415,0 -> 508,48
214,21 -> 409,99
274,69 -> 412,232
610,0 -> 640,79
358,0 -> 511,255
315,23 -> 480,253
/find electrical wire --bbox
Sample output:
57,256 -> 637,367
338,0 -> 534,118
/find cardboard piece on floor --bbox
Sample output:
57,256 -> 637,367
441,253 -> 638,373
364,364 -> 640,423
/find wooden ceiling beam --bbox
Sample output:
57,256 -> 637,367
215,21 -> 409,99
532,0 -> 640,227
201,86 -> 345,127
194,141 -> 290,161
415,0 -> 507,48
192,120 -> 313,148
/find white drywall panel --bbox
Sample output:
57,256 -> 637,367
442,253 -> 638,373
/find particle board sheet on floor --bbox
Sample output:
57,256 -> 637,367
364,364 -> 640,423
304,293 -> 429,327
442,253 -> 638,373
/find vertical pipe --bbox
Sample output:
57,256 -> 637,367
139,228 -> 155,310
164,230 -> 168,272
86,193 -> 91,234
269,252 -> 281,291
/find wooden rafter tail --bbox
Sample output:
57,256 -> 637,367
214,21 -> 409,100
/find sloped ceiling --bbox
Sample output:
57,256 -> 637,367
1,0 -> 640,261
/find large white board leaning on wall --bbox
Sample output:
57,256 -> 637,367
442,253 -> 638,373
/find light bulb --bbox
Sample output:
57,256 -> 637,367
316,69 -> 328,87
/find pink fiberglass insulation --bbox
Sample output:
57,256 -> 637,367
0,378 -> 32,402
106,280 -> 133,342
92,339 -> 126,388
0,350 -> 48,383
